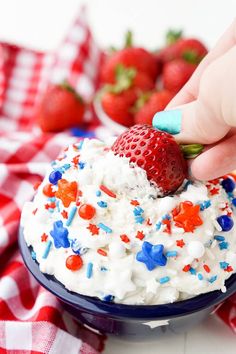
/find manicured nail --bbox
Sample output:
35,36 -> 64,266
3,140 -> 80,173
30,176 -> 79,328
152,109 -> 182,135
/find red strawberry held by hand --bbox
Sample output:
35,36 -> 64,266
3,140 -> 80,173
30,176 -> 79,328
111,124 -> 188,195
37,82 -> 85,132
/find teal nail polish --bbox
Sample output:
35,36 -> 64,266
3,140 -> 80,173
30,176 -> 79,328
152,109 -> 182,135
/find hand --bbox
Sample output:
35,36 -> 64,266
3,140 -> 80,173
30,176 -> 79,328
153,20 -> 236,181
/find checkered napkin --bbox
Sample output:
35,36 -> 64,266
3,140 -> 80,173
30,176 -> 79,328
0,7 -> 106,353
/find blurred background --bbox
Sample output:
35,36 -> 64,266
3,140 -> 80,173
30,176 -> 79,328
0,0 -> 235,51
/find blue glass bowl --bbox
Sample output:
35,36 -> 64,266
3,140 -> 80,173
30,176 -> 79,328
19,227 -> 236,341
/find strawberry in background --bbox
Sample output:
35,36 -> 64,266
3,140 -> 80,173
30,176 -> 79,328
37,82 -> 86,132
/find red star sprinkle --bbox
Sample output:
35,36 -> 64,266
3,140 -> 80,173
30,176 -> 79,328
173,201 -> 203,232
72,155 -> 80,166
41,233 -> 48,242
210,187 -> 219,196
61,210 -> 68,219
120,234 -> 130,243
136,231 -> 145,240
55,179 -> 77,207
87,223 -> 100,235
130,200 -> 140,206
162,219 -> 171,234
45,202 -> 56,210
224,265 -> 233,272
32,208 -> 38,215
176,239 -> 185,248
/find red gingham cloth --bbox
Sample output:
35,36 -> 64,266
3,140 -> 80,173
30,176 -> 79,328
0,7 -> 236,354
0,7 -> 106,354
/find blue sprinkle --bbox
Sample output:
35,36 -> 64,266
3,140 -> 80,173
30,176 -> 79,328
208,275 -> 217,283
49,170 -> 62,185
156,221 -> 162,231
71,239 -> 89,255
42,241 -> 52,259
77,140 -> 84,150
97,201 -> 107,208
219,261 -> 229,269
98,222 -> 112,233
56,200 -> 60,212
48,197 -> 56,202
96,190 -> 102,197
78,161 -> 86,169
50,220 -> 69,249
62,163 -> 71,171
31,251 -> 37,260
162,214 -> 171,220
214,235 -> 225,241
100,266 -> 108,272
86,262 -> 93,278
51,161 -> 57,166
159,276 -> 170,284
189,267 -> 197,275
136,242 -> 167,271
183,180 -> 192,190
133,207 -> 144,216
200,200 -> 211,211
221,178 -> 235,193
103,295 -> 114,302
219,241 -> 229,250
198,273 -> 203,280
232,198 -> 236,207
66,206 -> 77,226
166,251 -> 178,257
217,215 -> 234,232
135,216 -> 144,224
48,208 -> 54,213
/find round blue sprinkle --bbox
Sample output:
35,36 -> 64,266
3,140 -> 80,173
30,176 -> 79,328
49,170 -> 62,185
217,215 -> 234,232
232,198 -> 236,207
96,190 -> 102,197
198,273 -> 203,280
103,295 -> 114,302
221,178 -> 235,193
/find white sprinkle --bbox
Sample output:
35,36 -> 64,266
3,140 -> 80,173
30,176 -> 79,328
187,241 -> 205,258
213,219 -> 222,231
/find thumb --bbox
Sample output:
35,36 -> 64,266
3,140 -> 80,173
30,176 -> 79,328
152,99 -> 230,144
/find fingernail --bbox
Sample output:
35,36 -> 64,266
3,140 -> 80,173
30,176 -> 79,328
152,109 -> 182,135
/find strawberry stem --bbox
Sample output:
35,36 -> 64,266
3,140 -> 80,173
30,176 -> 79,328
60,81 -> 83,103
124,30 -> 133,48
166,29 -> 183,45
181,144 -> 204,159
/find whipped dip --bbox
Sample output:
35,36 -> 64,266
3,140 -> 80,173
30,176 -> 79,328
22,138 -> 236,305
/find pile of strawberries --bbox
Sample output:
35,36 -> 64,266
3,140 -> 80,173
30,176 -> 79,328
100,30 -> 208,127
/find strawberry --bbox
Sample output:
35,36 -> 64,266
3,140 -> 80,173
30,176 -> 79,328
101,48 -> 159,84
37,83 -> 85,132
156,30 -> 208,64
101,88 -> 137,127
134,90 -> 174,125
163,59 -> 197,93
111,124 -> 187,195
114,64 -> 155,92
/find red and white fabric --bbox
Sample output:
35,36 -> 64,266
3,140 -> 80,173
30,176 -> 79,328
0,6 -> 236,354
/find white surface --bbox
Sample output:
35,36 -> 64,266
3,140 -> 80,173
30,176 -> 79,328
0,0 -> 236,352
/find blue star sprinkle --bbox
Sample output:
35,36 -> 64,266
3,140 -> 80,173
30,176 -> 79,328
50,220 -> 70,248
217,215 -> 234,232
136,241 -> 167,271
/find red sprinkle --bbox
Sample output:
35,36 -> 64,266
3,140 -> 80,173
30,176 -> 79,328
130,200 -> 140,206
146,218 -> 152,226
176,239 -> 185,248
225,265 -> 233,272
136,231 -> 145,240
87,223 -> 100,235
45,202 -> 56,210
61,210 -> 68,219
97,249 -> 107,256
120,234 -> 130,243
33,181 -> 41,190
162,219 -> 171,234
210,188 -> 219,196
66,255 -> 83,271
72,155 -> 80,165
203,264 -> 211,273
43,183 -> 55,197
100,185 -> 116,198
182,264 -> 191,272
79,204 -> 96,220
41,233 -> 48,242
32,208 -> 38,215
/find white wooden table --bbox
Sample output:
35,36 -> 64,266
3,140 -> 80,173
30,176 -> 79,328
0,0 -> 235,352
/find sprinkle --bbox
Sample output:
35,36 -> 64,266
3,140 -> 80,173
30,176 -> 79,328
86,262 -> 93,278
77,140 -> 84,150
176,239 -> 185,248
50,220 -> 69,248
32,208 -> 38,215
100,266 -> 108,272
97,201 -> 108,208
78,162 -> 86,169
66,255 -> 83,271
225,265 -> 233,272
189,267 -> 197,275
65,206 -> 77,226
214,235 -> 225,241
98,223 -> 112,234
200,200 -> 211,211
71,239 -> 89,255
210,188 -> 219,196
133,207 -> 144,216
136,231 -> 145,240
219,241 -> 229,250
159,276 -> 170,284
96,190 -> 102,197
182,264 -> 191,272
42,241 -> 52,259
232,198 -> 236,207
49,170 -> 62,185
156,221 -> 162,231
173,201 -> 203,232
120,234 -> 130,243
221,177 -> 235,193
219,261 -> 229,269
198,273 -> 203,280
97,248 -> 107,256
48,208 -> 54,213
136,241 -> 167,271
162,214 -> 171,220
130,200 -> 140,206
146,218 -> 152,226
100,184 -> 117,198
87,223 -> 100,235
135,216 -> 144,224
31,251 -> 36,260
72,155 -> 80,165
183,180 -> 192,190
203,264 -> 211,273
41,233 -> 48,242
62,163 -> 71,171
61,210 -> 68,219
33,181 -> 41,190
45,202 -> 56,210
103,295 -> 114,302
217,215 -> 234,232
162,219 -> 171,234
79,204 -> 96,220
208,275 -> 217,283
166,250 -> 178,257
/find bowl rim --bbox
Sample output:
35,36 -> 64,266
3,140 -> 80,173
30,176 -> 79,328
19,226 -> 236,320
